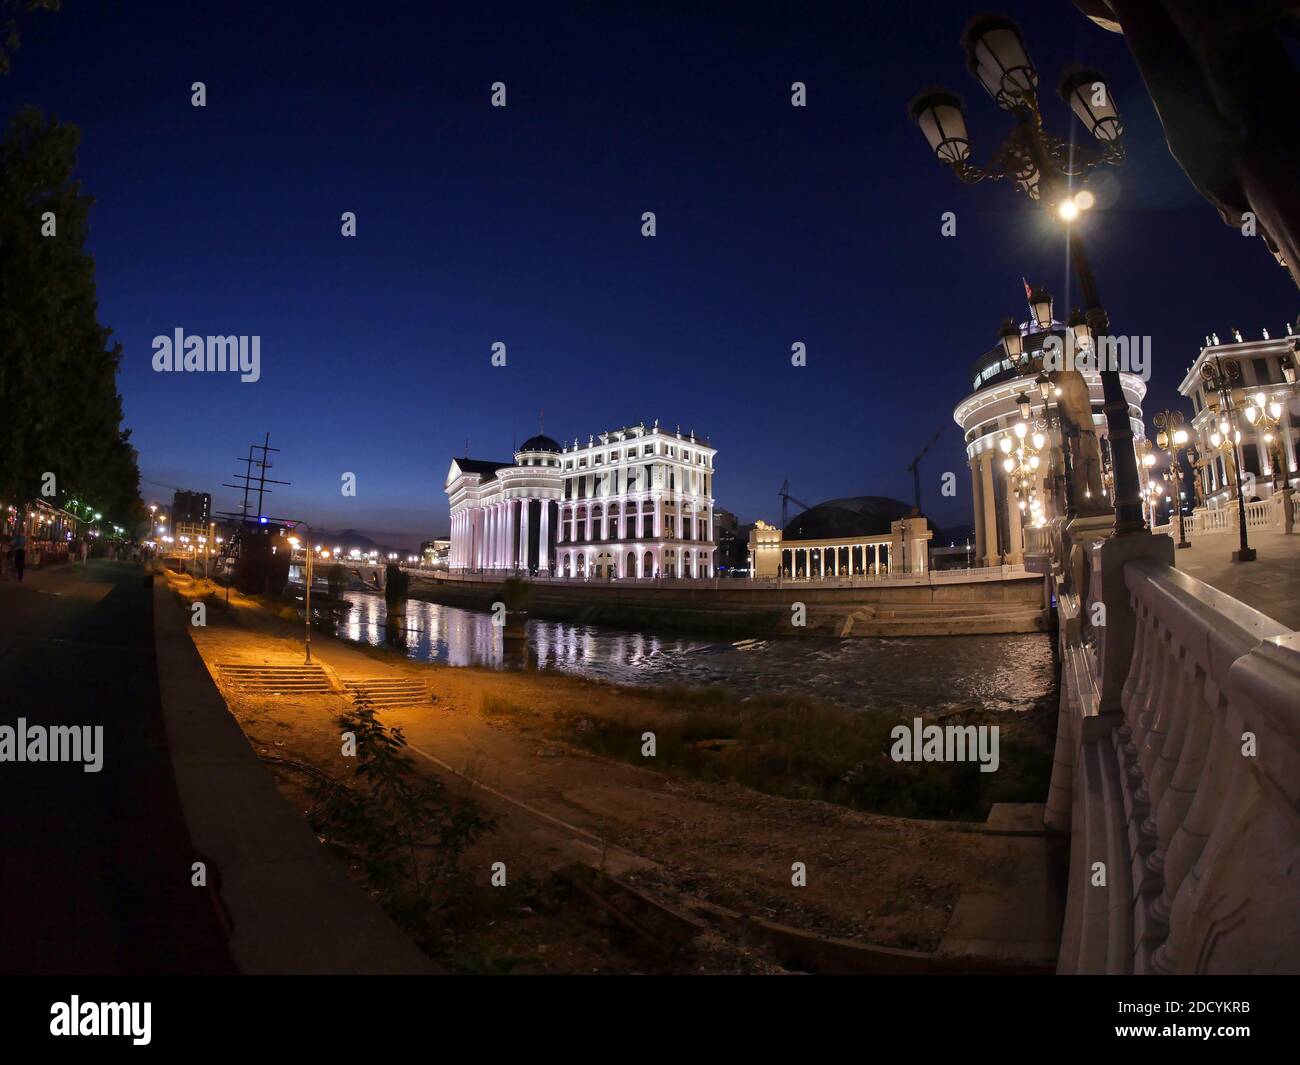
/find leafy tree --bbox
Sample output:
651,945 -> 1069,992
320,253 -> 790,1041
0,106 -> 141,528
0,0 -> 60,77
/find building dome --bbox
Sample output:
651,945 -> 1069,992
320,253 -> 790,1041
518,434 -> 561,453
783,496 -> 918,540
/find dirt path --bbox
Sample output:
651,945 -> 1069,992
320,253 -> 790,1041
170,573 -> 1061,968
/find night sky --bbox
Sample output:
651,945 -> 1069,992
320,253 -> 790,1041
7,1 -> 1297,547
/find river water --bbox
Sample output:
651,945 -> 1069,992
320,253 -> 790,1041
316,584 -> 1055,716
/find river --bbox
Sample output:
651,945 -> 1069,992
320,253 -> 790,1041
312,583 -> 1056,716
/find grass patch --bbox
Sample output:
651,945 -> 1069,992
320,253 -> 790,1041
504,684 -> 1052,822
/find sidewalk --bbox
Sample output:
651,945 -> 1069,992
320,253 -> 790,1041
0,561 -> 235,974
1172,530 -> 1300,629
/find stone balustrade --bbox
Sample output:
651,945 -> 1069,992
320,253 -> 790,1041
1170,492 -> 1294,538
1022,524 -> 1054,559
1046,518 -> 1299,974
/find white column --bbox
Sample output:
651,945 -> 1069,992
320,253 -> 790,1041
518,499 -> 531,570
1283,407 -> 1298,475
654,495 -> 663,537
873,543 -> 879,574
1007,487 -> 1024,565
539,502 -> 550,572
506,500 -> 517,570
979,452 -> 999,567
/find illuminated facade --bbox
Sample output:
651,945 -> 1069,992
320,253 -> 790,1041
1178,332 -> 1299,506
952,309 -> 1147,567
446,421 -> 717,578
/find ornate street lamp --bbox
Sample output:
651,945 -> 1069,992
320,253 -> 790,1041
910,14 -> 1143,537
1202,357 -> 1255,562
998,318 -> 1024,362
1028,286 -> 1054,331
1152,410 -> 1192,549
1244,391 -> 1288,495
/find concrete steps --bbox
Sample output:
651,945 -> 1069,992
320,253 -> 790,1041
213,662 -> 336,694
342,677 -> 429,710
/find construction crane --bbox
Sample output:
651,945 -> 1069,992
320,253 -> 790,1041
778,479 -> 814,527
906,424 -> 948,514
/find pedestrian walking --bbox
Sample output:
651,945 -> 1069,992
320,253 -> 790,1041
11,529 -> 27,582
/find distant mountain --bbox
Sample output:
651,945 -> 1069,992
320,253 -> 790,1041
311,528 -> 412,559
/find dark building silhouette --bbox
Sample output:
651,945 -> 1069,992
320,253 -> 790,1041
173,490 -> 212,526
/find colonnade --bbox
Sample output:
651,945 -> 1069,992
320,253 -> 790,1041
969,450 -> 1026,568
779,540 -> 893,579
451,497 -> 553,572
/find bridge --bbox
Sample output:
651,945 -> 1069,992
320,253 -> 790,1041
1024,504 -> 1298,973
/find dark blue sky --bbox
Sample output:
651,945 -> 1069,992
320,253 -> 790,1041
7,1 -> 1297,547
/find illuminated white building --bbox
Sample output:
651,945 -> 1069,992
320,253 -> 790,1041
952,297 -> 1147,567
1178,330 -> 1299,506
446,422 -> 717,578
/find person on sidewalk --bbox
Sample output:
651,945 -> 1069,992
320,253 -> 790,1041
11,529 -> 27,582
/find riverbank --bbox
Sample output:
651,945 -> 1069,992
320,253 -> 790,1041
165,570 -> 1064,971
407,569 -> 1049,638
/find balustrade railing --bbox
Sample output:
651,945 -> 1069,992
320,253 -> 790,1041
1023,525 -> 1053,557
1046,518 -> 1299,974
1185,494 -> 1288,537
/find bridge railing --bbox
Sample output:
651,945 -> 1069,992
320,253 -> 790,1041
1045,518 -> 1299,974
1182,493 -> 1291,537
1112,559 -> 1297,973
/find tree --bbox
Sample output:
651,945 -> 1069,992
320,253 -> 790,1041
0,106 -> 141,528
0,1 -> 61,77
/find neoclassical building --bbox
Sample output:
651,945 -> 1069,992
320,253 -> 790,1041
1178,330 -> 1299,507
446,422 -> 717,579
446,435 -> 564,573
952,292 -> 1147,567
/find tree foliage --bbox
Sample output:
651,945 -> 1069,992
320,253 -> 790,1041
0,1 -> 60,77
0,106 -> 141,525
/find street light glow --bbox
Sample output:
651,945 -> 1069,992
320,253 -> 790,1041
1058,198 -> 1079,222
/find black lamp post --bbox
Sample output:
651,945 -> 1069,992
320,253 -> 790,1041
1201,358 -> 1255,562
910,13 -> 1145,538
1152,410 -> 1192,549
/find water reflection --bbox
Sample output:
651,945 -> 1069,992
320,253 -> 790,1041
303,580 -> 1055,715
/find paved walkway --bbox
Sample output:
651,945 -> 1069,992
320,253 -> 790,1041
1171,530 -> 1300,629
0,561 -> 235,974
